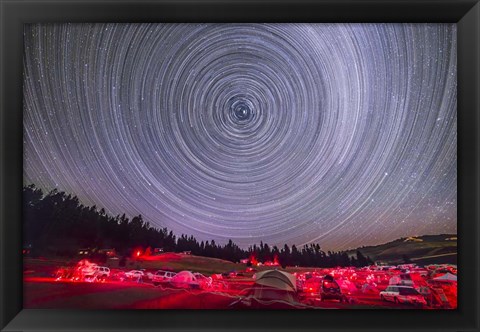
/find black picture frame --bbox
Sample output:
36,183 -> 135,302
1,0 -> 479,331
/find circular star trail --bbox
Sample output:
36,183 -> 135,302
23,23 -> 457,250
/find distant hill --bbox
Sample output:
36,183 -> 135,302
347,234 -> 457,265
126,253 -> 245,275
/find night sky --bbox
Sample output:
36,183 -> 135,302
23,24 -> 457,251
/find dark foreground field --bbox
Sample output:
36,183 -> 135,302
24,278 -> 236,309
24,277 -> 418,310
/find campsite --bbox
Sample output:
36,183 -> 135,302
19,21 -> 459,313
23,253 -> 457,309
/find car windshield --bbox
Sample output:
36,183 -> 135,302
399,288 -> 419,295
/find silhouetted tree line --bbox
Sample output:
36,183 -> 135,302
23,184 -> 373,268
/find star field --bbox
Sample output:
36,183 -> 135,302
23,24 -> 457,251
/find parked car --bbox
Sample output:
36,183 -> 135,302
301,276 -> 322,294
83,266 -> 110,282
222,270 -> 239,278
193,272 -> 212,289
227,271 -> 246,277
380,285 -> 427,306
319,275 -> 344,302
125,270 -> 145,280
111,271 -> 127,282
298,275 -> 344,303
152,270 -> 177,286
211,280 -> 228,291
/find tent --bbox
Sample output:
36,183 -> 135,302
230,270 -> 303,309
433,273 -> 457,282
170,271 -> 199,289
335,278 -> 358,294
254,270 -> 297,292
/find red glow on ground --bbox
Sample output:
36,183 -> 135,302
23,257 -> 457,309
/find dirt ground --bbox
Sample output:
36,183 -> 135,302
24,278 -> 238,309
24,277 -> 417,309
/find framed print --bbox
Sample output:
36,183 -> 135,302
1,0 -> 479,331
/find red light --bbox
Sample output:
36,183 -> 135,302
136,251 -> 141,257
